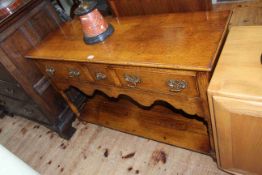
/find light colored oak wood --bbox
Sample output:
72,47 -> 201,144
209,26 -> 262,101
229,7 -> 262,27
212,96 -> 262,174
114,66 -> 199,97
37,61 -> 94,83
0,116 -> 229,175
26,11 -> 230,71
213,0 -> 262,11
54,81 -> 204,117
208,26 -> 262,174
36,61 -> 205,118
85,64 -> 116,86
79,92 -> 210,153
26,10 -> 230,156
213,1 -> 262,28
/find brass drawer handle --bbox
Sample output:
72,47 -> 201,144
46,67 -> 55,76
95,72 -> 107,80
68,69 -> 80,78
167,80 -> 187,92
124,74 -> 141,88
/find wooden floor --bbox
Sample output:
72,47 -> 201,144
0,1 -> 261,175
213,0 -> 262,27
0,116 -> 228,175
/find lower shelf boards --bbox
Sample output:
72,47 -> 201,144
79,93 -> 210,154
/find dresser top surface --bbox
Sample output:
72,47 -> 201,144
26,11 -> 230,71
208,26 -> 262,101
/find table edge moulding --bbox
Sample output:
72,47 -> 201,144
26,10 -> 232,156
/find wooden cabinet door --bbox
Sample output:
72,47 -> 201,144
212,96 -> 262,174
107,0 -> 212,17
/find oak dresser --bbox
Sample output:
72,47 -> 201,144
26,11 -> 231,156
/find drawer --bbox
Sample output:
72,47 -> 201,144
85,64 -> 116,86
115,67 -> 199,97
37,61 -> 93,82
0,81 -> 29,101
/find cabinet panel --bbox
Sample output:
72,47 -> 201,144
0,64 -> 16,84
0,29 -> 43,84
0,81 -> 29,101
29,7 -> 58,39
213,96 -> 262,174
107,0 -> 212,17
0,0 -> 81,139
18,102 -> 49,124
0,94 -> 24,113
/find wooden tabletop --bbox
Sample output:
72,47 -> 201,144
26,11 -> 231,71
208,26 -> 262,102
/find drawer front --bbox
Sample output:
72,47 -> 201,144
86,64 -> 116,86
0,81 -> 29,101
37,61 -> 93,82
115,67 -> 199,97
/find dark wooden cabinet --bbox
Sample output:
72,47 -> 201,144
107,0 -> 212,17
0,0 -> 86,139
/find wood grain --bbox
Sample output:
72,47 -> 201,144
229,7 -> 262,27
79,92 -> 210,153
213,0 -> 262,11
26,10 -> 230,155
208,26 -> 262,174
213,0 -> 262,27
54,81 -> 204,117
0,116 -> 229,175
107,0 -> 212,17
209,26 -> 262,101
212,97 -> 262,174
26,11 -> 231,72
0,0 -> 78,138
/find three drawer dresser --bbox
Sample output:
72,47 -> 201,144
26,11 -> 231,156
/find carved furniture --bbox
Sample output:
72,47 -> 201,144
208,26 -> 262,174
0,0 -> 86,139
107,0 -> 212,17
26,11 -> 231,155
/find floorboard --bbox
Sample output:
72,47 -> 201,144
0,116 -> 228,175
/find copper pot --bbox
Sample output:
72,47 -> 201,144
0,0 -> 22,18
